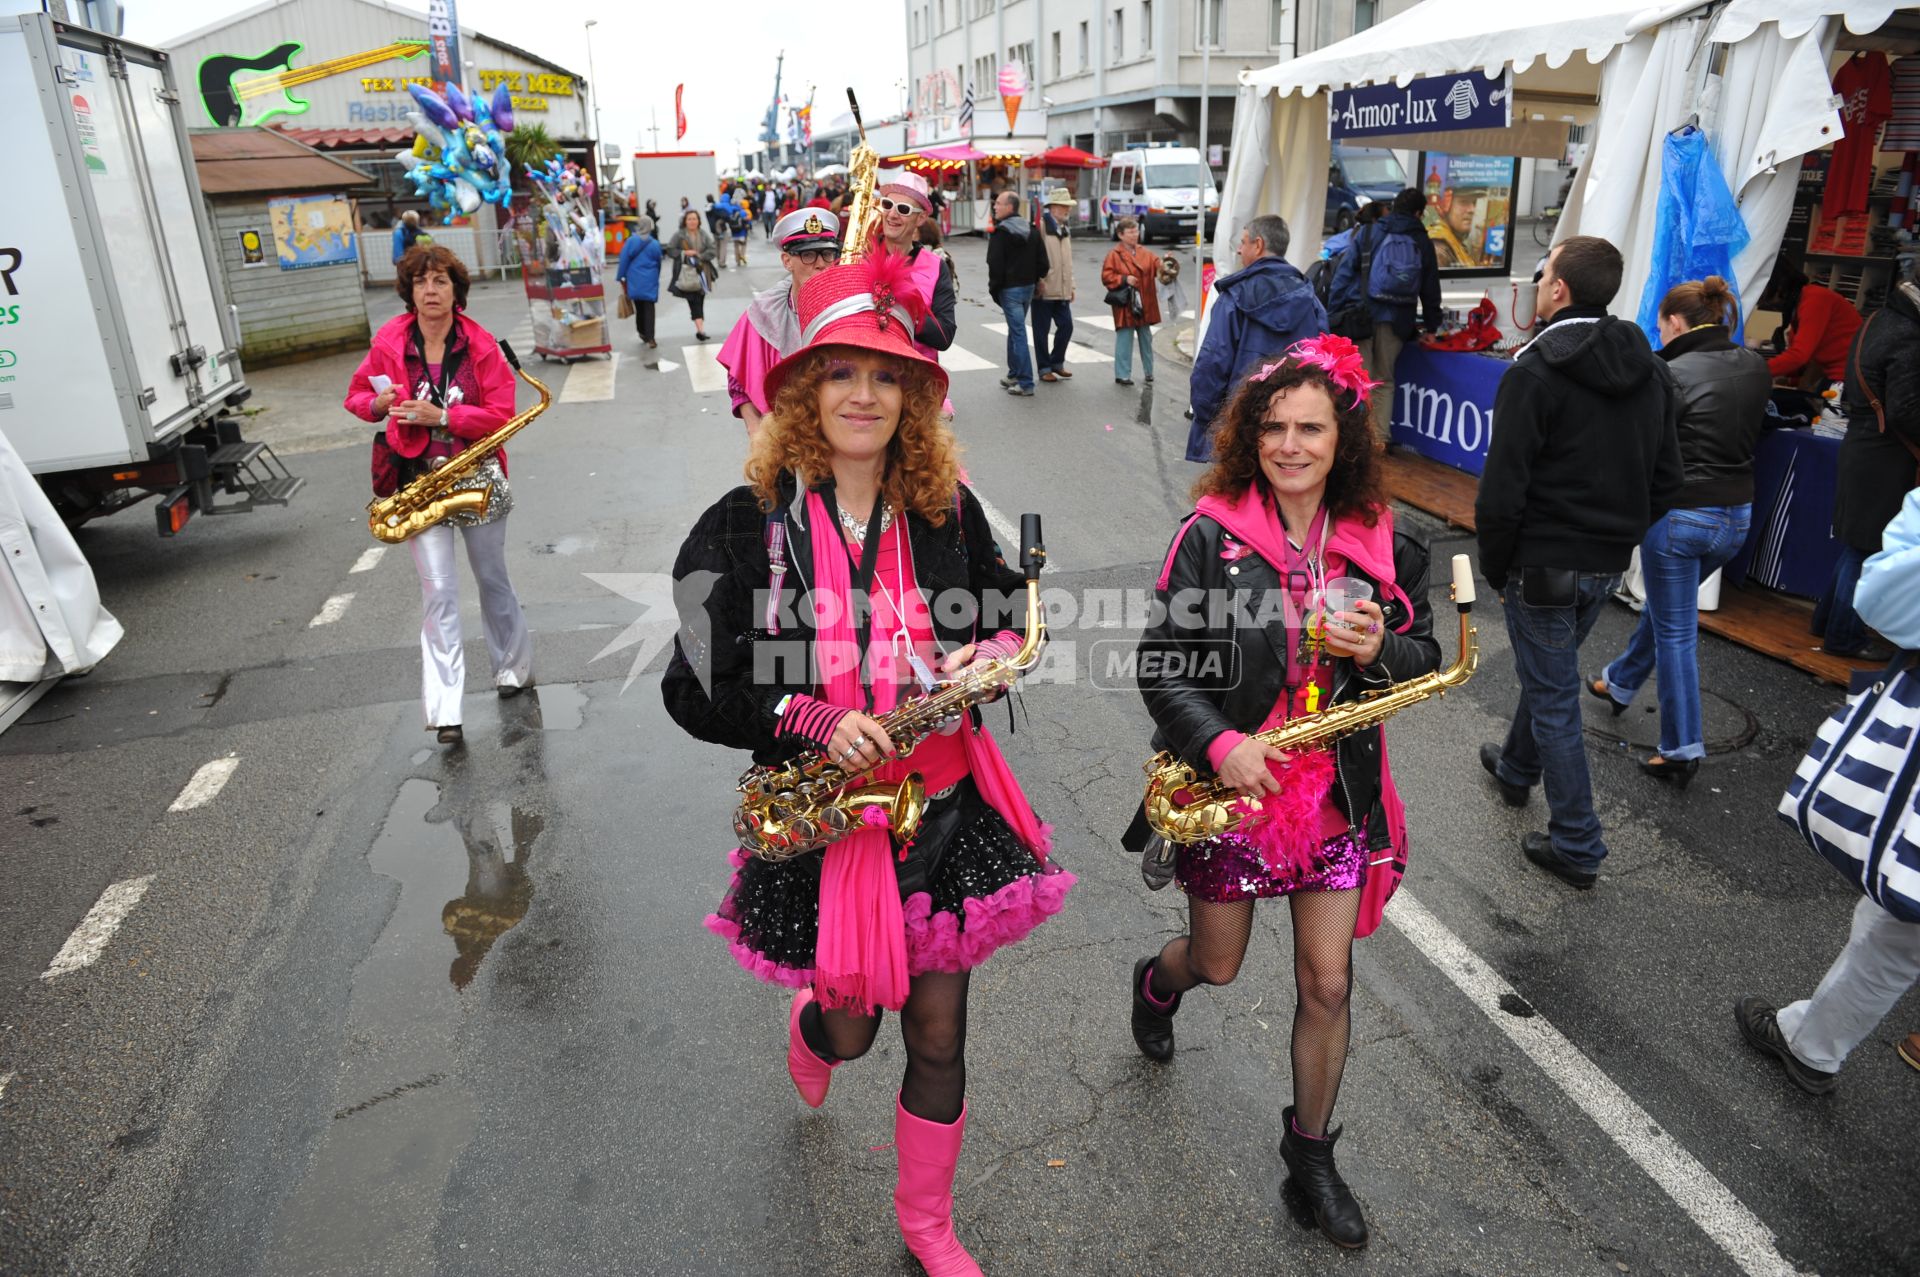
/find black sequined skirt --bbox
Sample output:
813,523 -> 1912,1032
705,801 -> 1075,988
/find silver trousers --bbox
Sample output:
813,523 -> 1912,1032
1776,895 -> 1920,1073
409,517 -> 532,728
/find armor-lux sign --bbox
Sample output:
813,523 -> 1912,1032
1330,71 -> 1510,141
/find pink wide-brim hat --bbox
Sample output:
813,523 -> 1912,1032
764,255 -> 949,403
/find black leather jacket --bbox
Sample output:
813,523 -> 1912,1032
1122,511 -> 1442,854
1657,326 -> 1772,507
661,473 -> 1028,765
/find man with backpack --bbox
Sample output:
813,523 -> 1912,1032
1185,214 -> 1327,462
1327,188 -> 1443,442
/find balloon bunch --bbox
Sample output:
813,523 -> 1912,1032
397,81 -> 516,220
523,157 -> 597,211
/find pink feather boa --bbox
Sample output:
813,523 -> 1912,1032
1232,749 -> 1336,874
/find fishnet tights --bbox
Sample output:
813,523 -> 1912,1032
1148,887 -> 1362,1135
801,970 -> 972,1125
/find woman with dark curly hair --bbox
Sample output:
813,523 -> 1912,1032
344,244 -> 531,746
1120,335 -> 1440,1250
662,254 -> 1073,1276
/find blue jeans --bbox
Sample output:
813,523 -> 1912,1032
1031,298 -> 1073,374
1812,542 -> 1873,654
1494,572 -> 1620,868
998,286 -> 1035,389
1114,325 -> 1154,381
1602,505 -> 1751,761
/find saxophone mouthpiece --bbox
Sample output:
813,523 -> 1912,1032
498,340 -> 521,371
1020,514 -> 1046,580
1450,553 -> 1476,610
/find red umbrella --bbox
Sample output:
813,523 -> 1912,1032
1024,146 -> 1108,169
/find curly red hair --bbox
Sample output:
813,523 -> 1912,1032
745,348 -> 961,524
1193,361 -> 1385,524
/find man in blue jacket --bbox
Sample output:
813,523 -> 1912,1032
614,215 -> 664,349
1185,215 -> 1328,462
1328,189 -> 1443,441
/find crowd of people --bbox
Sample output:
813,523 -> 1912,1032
346,163 -> 1920,1269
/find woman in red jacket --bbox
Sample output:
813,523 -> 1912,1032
344,245 -> 532,745
1762,257 -> 1863,385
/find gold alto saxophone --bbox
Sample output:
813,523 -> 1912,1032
367,340 -> 551,544
837,88 -> 883,265
734,516 -> 1048,861
1142,553 -> 1481,844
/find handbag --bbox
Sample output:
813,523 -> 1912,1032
370,433 -> 419,498
1778,650 -> 1920,923
1103,282 -> 1138,310
616,292 -> 635,320
674,256 -> 702,294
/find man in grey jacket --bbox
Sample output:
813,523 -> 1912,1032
986,192 -> 1046,396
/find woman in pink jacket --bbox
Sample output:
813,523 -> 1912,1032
344,245 -> 532,745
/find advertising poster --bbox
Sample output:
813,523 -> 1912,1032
1417,152 -> 1518,277
267,194 -> 358,270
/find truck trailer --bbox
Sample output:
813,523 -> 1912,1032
2,10 -> 300,536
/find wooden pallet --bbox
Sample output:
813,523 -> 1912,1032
1381,451 -> 1877,688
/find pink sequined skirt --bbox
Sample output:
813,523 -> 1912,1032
1174,825 -> 1369,903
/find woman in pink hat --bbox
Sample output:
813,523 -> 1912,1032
664,255 -> 1074,1276
344,245 -> 532,747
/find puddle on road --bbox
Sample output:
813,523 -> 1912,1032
261,766 -> 548,1271
526,682 -> 585,730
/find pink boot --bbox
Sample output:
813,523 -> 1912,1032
786,989 -> 839,1107
893,1097 -> 984,1276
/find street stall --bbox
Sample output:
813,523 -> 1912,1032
1023,146 -> 1109,228
1215,0 -> 1920,628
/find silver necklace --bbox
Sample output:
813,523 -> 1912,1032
838,501 -> 893,544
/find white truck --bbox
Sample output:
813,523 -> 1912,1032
629,150 -> 719,221
2,9 -> 300,536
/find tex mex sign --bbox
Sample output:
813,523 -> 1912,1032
1330,70 -> 1511,141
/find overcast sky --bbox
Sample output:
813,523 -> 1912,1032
131,0 -> 910,164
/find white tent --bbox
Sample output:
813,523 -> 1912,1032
1217,0 -> 1915,323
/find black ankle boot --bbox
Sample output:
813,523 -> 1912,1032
1129,956 -> 1180,1063
1279,1105 -> 1369,1249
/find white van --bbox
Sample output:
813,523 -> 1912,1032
1101,146 -> 1220,242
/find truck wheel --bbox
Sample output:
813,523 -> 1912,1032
1335,208 -> 1355,233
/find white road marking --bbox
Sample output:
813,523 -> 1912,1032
981,321 -> 1010,336
1075,312 -> 1116,331
939,343 -> 997,373
308,593 -> 354,628
980,322 -> 1113,365
0,1071 -> 14,1099
656,358 -> 681,372
348,547 -> 386,574
1385,890 -> 1801,1277
682,344 -> 727,394
559,351 -> 619,403
969,489 -> 1023,558
42,875 -> 156,981
169,756 -> 239,812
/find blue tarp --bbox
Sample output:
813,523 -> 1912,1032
1638,127 -> 1751,345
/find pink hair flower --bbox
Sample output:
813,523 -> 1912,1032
1289,333 -> 1381,407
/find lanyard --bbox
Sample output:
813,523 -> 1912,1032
409,321 -> 462,408
1279,506 -> 1331,709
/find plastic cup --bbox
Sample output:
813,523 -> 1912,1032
1321,577 -> 1374,631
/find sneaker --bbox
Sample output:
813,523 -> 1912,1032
999,376 -> 1017,388
1734,997 -> 1839,1095
1007,384 -> 1035,397
1520,833 -> 1596,889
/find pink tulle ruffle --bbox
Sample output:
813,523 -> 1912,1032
705,911 -> 814,990
902,867 -> 1077,976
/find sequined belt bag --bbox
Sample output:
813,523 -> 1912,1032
893,778 -> 982,901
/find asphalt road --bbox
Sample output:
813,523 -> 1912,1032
2,232 -> 1915,1277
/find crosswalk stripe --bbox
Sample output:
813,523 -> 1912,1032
682,343 -> 727,395
939,343 -> 997,373
978,322 -> 1114,365
42,875 -> 156,980
559,351 -> 620,403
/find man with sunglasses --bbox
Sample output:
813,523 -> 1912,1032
717,207 -> 842,435
871,171 -> 957,362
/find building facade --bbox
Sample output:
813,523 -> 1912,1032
904,0 -> 1420,163
165,0 -> 593,273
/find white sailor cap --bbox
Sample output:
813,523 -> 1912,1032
775,208 -> 840,252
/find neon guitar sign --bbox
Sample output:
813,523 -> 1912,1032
197,39 -> 430,129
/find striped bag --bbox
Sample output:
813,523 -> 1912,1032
1779,653 -> 1920,923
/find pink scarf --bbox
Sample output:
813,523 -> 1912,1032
805,491 -> 1051,1013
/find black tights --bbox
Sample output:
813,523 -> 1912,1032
800,970 -> 971,1125
1147,889 -> 1361,1136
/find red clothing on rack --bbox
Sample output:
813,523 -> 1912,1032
1824,53 -> 1893,218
